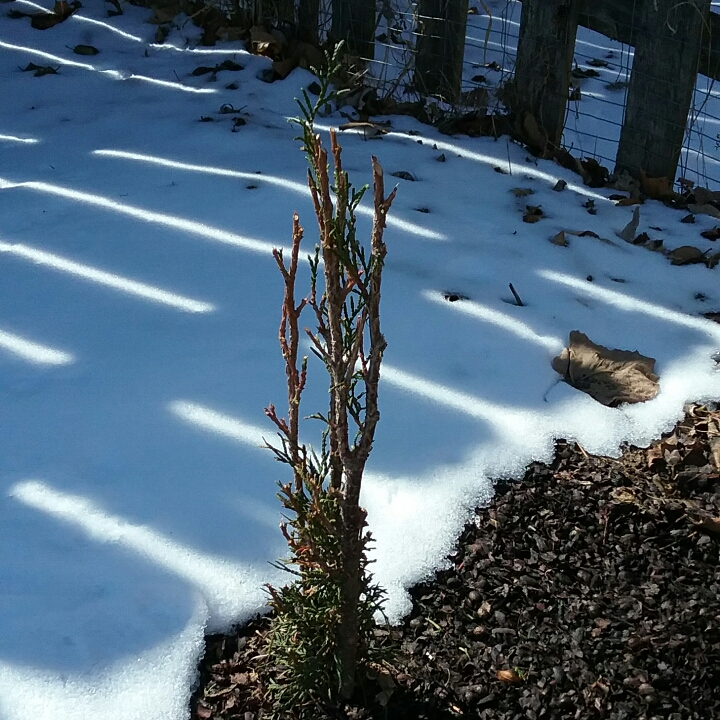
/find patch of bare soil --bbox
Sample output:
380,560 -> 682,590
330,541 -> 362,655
192,405 -> 720,720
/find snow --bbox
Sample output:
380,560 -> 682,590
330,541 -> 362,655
0,3 -> 719,719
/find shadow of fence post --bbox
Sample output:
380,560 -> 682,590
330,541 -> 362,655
414,0 -> 469,103
512,0 -> 581,148
614,0 -> 712,182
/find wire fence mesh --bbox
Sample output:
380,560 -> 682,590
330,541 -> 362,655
232,0 -> 720,189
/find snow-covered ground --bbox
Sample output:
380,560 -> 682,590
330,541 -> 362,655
1,3 -> 719,719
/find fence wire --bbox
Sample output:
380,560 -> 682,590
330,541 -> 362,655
235,0 -> 720,189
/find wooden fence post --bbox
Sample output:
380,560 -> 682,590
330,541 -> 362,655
414,0 -> 469,103
615,0 -> 711,182
512,0 -> 581,148
298,0 -> 319,43
331,0 -> 376,59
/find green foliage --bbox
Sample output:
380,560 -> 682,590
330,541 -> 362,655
265,476 -> 386,716
263,44 -> 396,717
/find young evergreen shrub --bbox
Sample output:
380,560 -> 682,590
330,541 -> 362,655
263,50 -> 397,717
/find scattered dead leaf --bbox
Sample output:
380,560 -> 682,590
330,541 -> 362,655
552,179 -> 567,192
496,669 -> 524,684
523,205 -> 544,223
668,245 -> 706,266
688,203 -> 720,219
616,196 -> 643,207
695,517 -> 720,535
339,121 -> 388,139
641,171 -> 679,202
511,187 -> 534,197
31,0 -> 79,28
191,65 -> 216,76
701,227 -> 720,241
196,702 -> 212,719
21,62 -> 58,76
392,170 -> 416,181
551,230 -> 568,246
219,103 -> 242,114
580,158 -> 608,188
572,67 -> 601,79
679,177 -> 696,190
616,207 -> 640,243
31,11 -> 62,29
250,26 -> 282,58
477,600 -> 492,618
73,44 -> 99,56
552,331 -> 659,407
710,437 -> 720,469
681,213 -> 696,224
613,488 -> 639,504
272,56 -> 297,79
219,59 -> 243,72
692,187 -> 720,205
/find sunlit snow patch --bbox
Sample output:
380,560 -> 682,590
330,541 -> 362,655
0,40 -> 216,93
92,149 -> 448,241
169,401 -> 269,448
0,328 -> 73,365
0,599 -> 207,720
0,178 -> 288,256
0,241 -> 215,313
0,134 -> 39,144
10,480 -> 269,627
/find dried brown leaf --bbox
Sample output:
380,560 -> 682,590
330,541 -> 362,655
511,187 -> 534,197
710,437 -> 720,470
552,331 -> 659,407
272,56 -> 297,79
31,12 -> 61,29
692,187 -> 720,205
496,669 -> 523,684
551,230 -> 568,246
688,203 -> 720,219
641,171 -> 679,201
695,517 -> 720,535
616,206 -> 640,243
339,121 -> 388,138
523,205 -> 544,223
250,26 -> 282,58
196,702 -> 212,719
73,44 -> 99,55
668,245 -> 705,266
616,196 -> 643,207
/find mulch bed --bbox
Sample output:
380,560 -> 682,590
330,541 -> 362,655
191,404 -> 720,720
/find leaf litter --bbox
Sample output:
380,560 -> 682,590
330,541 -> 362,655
192,404 -> 720,720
